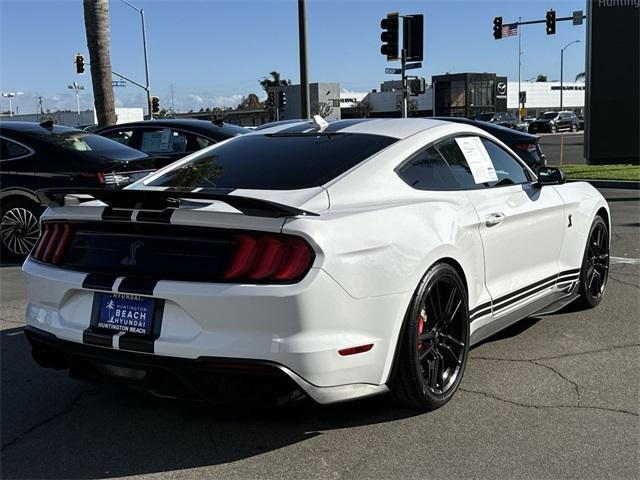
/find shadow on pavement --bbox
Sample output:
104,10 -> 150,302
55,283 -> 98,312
0,326 -> 419,479
471,316 -> 541,349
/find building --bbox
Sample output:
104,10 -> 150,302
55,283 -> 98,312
354,74 -> 585,119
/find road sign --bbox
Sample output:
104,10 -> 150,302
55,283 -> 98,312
385,67 -> 402,74
112,80 -> 126,87
406,62 -> 422,70
572,10 -> 583,25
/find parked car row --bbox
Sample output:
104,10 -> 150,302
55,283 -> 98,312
528,111 -> 581,134
0,119 -> 249,258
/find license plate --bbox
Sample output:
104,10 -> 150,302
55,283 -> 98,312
97,293 -> 155,335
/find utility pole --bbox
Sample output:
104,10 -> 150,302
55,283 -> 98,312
68,82 -> 85,118
171,84 -> 175,114
120,0 -> 152,118
518,16 -> 522,122
400,49 -> 408,118
560,40 -> 581,110
298,0 -> 310,119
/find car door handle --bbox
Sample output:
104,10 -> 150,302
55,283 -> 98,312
485,212 -> 506,227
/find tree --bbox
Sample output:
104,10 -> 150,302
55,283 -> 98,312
575,72 -> 586,82
83,0 -> 117,127
536,74 -> 548,82
311,101 -> 333,118
238,93 -> 262,110
353,100 -> 373,118
259,71 -> 291,94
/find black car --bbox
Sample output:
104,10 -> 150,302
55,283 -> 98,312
432,117 -> 546,171
475,111 -> 520,130
528,111 -> 580,134
96,119 -> 250,163
0,121 -> 167,258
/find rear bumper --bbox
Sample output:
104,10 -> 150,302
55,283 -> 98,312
24,326 -> 388,405
23,259 -> 406,402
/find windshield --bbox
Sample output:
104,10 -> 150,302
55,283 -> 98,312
477,113 -> 495,121
147,132 -> 397,190
27,130 -> 147,161
542,112 -> 558,119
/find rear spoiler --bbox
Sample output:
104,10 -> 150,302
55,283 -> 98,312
36,187 -> 319,219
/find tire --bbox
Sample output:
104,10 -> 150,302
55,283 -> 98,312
390,263 -> 470,410
574,216 -> 609,309
550,124 -> 557,133
571,123 -> 578,132
0,198 -> 42,259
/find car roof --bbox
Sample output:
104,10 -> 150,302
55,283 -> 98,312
431,117 -> 537,140
251,118 -> 452,140
97,119 -> 242,129
0,121 -> 81,135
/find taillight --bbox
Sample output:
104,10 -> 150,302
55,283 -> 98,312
32,222 -> 76,264
514,143 -> 537,152
224,233 -> 315,283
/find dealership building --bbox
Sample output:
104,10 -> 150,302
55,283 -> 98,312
349,73 -> 585,119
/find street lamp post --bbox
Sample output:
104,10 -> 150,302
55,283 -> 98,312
68,82 -> 85,119
120,0 -> 152,118
560,40 -> 581,111
1,91 -> 23,117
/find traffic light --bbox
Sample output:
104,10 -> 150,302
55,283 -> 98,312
75,53 -> 85,74
493,16 -> 503,40
278,91 -> 287,109
380,12 -> 399,61
267,91 -> 275,109
151,96 -> 160,114
546,9 -> 556,35
403,14 -> 424,62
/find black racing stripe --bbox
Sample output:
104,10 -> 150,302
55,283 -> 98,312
560,268 -> 581,276
491,273 -> 558,306
82,329 -> 115,348
558,272 -> 580,281
82,273 -> 118,292
136,209 -> 174,223
470,301 -> 491,316
494,279 -> 557,313
83,293 -> 114,348
102,208 -> 133,221
322,119 -> 374,132
118,300 -> 164,354
118,277 -> 158,296
470,306 -> 492,320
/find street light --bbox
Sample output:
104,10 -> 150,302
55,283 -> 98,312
1,91 -> 23,117
560,40 -> 581,111
67,82 -> 85,118
119,0 -> 152,118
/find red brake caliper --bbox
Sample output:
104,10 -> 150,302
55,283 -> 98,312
417,308 -> 426,350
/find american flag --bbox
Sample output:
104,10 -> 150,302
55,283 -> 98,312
502,23 -> 518,38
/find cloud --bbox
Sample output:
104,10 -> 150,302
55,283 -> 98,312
188,94 -> 204,104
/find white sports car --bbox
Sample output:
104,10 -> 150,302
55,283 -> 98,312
23,118 -> 610,410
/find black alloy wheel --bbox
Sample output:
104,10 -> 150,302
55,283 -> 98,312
571,123 -> 578,132
550,124 -> 557,133
0,200 -> 41,258
391,263 -> 470,410
576,216 -> 610,309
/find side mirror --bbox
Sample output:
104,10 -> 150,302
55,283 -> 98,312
536,166 -> 566,186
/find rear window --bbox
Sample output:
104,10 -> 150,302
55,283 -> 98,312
147,133 -> 397,190
25,131 -> 147,161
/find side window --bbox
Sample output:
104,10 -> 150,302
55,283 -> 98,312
397,146 -> 459,190
102,129 -> 134,146
0,138 -> 30,160
140,128 -> 188,154
194,135 -> 213,150
480,139 -> 530,186
434,138 -> 480,189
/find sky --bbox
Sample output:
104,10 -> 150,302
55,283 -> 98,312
0,0 -> 588,114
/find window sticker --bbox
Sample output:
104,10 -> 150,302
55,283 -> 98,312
454,136 -> 498,184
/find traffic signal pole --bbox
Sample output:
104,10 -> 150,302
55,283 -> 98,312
401,49 -> 408,118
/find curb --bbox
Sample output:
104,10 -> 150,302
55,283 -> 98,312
568,179 -> 640,190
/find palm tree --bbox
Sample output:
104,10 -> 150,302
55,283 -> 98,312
259,71 -> 291,94
83,0 -> 117,127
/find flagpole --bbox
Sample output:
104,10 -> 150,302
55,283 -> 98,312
518,16 -> 522,122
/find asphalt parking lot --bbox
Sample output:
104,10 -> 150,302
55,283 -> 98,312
538,132 -> 585,166
1,187 -> 638,480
